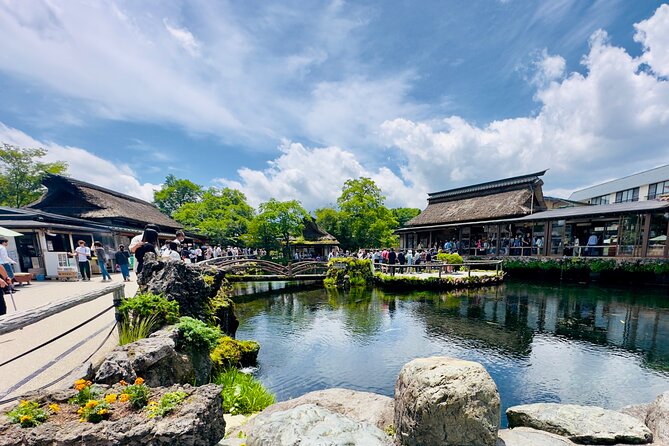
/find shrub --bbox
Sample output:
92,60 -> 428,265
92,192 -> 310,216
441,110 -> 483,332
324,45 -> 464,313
436,252 -> 463,264
119,313 -> 158,346
210,336 -> 260,370
213,368 -> 275,415
119,377 -> 150,409
7,401 -> 49,428
146,390 -> 189,418
176,316 -> 222,352
70,379 -> 101,407
118,292 -> 180,330
324,257 -> 373,288
77,399 -> 111,423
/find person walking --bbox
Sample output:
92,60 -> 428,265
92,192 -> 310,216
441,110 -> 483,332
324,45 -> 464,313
115,244 -> 131,281
93,242 -> 112,281
0,239 -> 18,291
73,240 -> 92,281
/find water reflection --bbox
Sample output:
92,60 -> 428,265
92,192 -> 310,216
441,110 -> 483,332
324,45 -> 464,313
234,280 -> 669,426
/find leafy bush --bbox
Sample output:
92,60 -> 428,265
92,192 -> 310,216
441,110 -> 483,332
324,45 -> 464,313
70,379 -> 101,407
324,257 -> 373,288
213,368 -> 275,415
176,316 -> 222,352
210,336 -> 260,370
436,252 -> 463,264
118,292 -> 180,330
76,399 -> 111,423
7,401 -> 49,428
119,313 -> 158,346
373,271 -> 503,290
146,390 -> 189,418
119,377 -> 150,409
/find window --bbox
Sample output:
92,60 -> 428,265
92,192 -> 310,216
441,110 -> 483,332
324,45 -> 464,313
648,180 -> 669,199
589,195 -> 609,205
615,188 -> 639,203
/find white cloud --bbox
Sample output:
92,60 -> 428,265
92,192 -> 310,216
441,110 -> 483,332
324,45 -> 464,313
220,5 -> 669,209
163,20 -> 201,57
0,123 -> 160,202
634,3 -> 669,77
216,141 -> 424,210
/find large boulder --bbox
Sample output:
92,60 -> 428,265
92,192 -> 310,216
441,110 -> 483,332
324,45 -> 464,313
497,427 -> 577,445
230,388 -> 394,439
506,403 -> 653,444
95,327 -> 197,386
645,392 -> 669,445
138,257 -> 237,336
0,384 -> 225,446
243,404 -> 393,446
394,356 -> 500,446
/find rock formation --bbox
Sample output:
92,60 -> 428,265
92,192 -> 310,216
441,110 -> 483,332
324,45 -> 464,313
394,356 -> 501,446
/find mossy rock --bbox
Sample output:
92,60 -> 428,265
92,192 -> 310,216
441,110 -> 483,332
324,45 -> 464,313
210,336 -> 260,371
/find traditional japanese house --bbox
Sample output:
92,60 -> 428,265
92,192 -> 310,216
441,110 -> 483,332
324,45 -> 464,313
290,218 -> 339,260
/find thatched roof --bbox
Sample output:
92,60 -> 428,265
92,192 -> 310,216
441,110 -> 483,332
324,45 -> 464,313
290,218 -> 339,245
30,175 -> 182,230
405,171 -> 547,227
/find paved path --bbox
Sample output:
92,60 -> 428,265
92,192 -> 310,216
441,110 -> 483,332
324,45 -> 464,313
0,272 -> 138,406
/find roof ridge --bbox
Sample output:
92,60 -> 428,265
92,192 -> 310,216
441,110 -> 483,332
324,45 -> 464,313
46,174 -> 156,207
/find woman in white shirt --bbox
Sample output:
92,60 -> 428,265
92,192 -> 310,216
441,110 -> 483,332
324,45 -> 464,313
161,241 -> 182,262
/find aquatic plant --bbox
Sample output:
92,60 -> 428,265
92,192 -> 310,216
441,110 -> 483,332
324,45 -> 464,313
213,368 -> 275,415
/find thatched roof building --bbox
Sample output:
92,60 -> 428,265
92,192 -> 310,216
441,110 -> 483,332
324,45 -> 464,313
29,174 -> 182,231
405,170 -> 548,228
290,218 -> 339,258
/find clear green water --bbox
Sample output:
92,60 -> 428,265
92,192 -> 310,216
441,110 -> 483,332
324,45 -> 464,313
234,280 -> 669,426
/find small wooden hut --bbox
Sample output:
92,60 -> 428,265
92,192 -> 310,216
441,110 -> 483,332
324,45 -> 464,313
290,218 -> 339,260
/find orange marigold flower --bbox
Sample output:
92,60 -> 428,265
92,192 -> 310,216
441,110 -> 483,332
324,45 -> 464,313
77,408 -> 84,415
49,403 -> 61,413
119,394 -> 130,403
105,394 -> 118,404
119,380 -> 128,386
19,415 -> 31,423
84,400 -> 99,409
97,409 -> 108,415
134,377 -> 145,385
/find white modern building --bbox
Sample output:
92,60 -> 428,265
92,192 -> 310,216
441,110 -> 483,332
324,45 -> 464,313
569,164 -> 669,205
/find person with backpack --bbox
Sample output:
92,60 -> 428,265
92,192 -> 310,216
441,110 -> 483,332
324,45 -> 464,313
93,241 -> 112,282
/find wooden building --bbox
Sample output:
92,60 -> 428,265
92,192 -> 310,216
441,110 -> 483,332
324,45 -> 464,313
290,218 -> 339,260
398,171 -> 669,258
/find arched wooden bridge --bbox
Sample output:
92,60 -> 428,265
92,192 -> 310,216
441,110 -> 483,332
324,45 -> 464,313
198,257 -> 329,279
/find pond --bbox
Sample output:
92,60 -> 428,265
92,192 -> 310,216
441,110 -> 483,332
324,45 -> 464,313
233,280 -> 669,426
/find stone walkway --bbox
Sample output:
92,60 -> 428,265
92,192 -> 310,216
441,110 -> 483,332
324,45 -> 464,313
0,272 -> 138,407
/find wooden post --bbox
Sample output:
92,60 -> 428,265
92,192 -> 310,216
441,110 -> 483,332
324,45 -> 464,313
112,284 -> 126,337
641,213 -> 651,258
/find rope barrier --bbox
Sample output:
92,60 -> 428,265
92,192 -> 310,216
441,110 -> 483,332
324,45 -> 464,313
0,304 -> 114,368
0,321 -> 118,405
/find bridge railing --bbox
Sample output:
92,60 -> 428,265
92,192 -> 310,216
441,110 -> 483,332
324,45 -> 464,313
374,260 -> 504,278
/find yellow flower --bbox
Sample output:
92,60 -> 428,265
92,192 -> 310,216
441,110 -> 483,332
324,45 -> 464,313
74,379 -> 88,391
19,400 -> 29,408
19,415 -> 32,423
97,408 -> 108,415
119,394 -> 130,403
77,408 -> 84,415
147,401 -> 158,407
84,400 -> 99,409
134,377 -> 145,385
119,380 -> 128,386
79,418 -> 85,423
49,403 -> 61,413
105,394 -> 118,404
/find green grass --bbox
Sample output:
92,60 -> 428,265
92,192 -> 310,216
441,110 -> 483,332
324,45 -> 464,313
213,368 -> 275,415
119,314 -> 158,346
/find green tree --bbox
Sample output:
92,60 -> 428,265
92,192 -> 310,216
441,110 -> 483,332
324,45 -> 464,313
0,144 -> 68,208
247,199 -> 309,259
337,178 -> 398,250
173,187 -> 254,246
391,207 -> 421,227
153,174 -> 203,216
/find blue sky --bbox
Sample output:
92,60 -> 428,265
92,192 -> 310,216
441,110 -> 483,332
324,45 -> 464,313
1,0 -> 668,210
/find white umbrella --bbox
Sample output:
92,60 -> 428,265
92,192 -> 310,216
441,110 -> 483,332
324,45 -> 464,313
0,226 -> 22,237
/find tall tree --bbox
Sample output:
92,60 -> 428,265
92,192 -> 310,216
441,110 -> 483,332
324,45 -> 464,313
172,187 -> 254,246
392,208 -> 422,227
247,199 -> 309,259
0,143 -> 68,208
337,177 -> 398,249
153,174 -> 203,216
